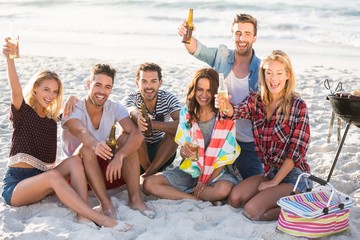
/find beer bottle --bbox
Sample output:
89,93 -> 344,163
217,73 -> 229,113
189,127 -> 199,161
106,125 -> 117,160
182,8 -> 194,44
141,103 -> 154,137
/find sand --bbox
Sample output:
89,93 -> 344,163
0,40 -> 359,239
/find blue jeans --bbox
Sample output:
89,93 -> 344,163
2,167 -> 44,205
234,141 -> 264,179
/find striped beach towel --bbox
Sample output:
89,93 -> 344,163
175,106 -> 240,184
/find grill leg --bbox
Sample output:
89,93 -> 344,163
327,121 -> 352,182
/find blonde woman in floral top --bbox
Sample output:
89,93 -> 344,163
216,50 -> 312,221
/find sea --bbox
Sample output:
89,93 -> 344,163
0,0 -> 359,65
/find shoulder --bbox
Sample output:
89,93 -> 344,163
106,99 -> 126,110
292,96 -> 307,108
160,90 -> 179,101
219,44 -> 231,58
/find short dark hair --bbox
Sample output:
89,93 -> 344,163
136,62 -> 162,81
90,64 -> 116,84
232,13 -> 257,36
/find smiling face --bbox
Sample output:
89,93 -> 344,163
264,60 -> 289,99
87,73 -> 113,107
34,79 -> 60,110
232,22 -> 257,57
136,70 -> 162,102
195,77 -> 213,107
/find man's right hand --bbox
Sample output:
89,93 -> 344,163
63,95 -> 79,118
136,114 -> 150,132
177,21 -> 188,37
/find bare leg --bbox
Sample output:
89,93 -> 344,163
138,140 -> 151,172
228,174 -> 266,208
80,146 -> 116,218
143,133 -> 178,177
117,134 -> 150,213
143,174 -> 198,200
55,156 -> 89,222
243,182 -> 294,221
198,180 -> 233,201
10,165 -> 130,230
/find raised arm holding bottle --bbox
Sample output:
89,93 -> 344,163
178,13 -> 263,181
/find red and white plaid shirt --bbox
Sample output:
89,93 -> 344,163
233,92 -> 311,175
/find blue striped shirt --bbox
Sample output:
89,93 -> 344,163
125,90 -> 181,144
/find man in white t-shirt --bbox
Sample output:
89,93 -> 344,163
62,64 -> 154,219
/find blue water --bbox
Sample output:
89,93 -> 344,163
1,0 -> 359,57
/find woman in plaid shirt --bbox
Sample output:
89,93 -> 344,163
216,50 -> 312,221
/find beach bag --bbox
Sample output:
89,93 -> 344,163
277,173 -> 353,238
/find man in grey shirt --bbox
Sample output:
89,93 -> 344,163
62,64 -> 154,219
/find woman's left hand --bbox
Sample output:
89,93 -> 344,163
258,179 -> 278,191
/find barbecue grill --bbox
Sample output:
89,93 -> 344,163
325,82 -> 360,182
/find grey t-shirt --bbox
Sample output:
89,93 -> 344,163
198,115 -> 216,149
61,99 -> 129,156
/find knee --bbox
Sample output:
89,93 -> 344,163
228,189 -> 246,208
143,176 -> 157,195
243,202 -> 260,221
214,182 -> 233,200
71,156 -> 84,170
47,169 -> 65,185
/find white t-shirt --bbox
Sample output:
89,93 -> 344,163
61,99 -> 129,156
227,70 -> 254,142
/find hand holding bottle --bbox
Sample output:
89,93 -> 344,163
106,125 -> 117,160
178,8 -> 195,44
215,93 -> 233,118
8,20 -> 19,59
189,127 -> 199,161
217,73 -> 229,114
140,103 -> 154,137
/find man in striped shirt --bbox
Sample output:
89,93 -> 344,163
125,63 -> 181,178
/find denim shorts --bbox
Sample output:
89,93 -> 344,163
162,166 -> 239,193
2,167 -> 44,205
267,167 -> 313,193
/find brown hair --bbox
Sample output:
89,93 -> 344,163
232,13 -> 258,36
186,68 -> 219,126
136,62 -> 162,81
90,64 -> 116,84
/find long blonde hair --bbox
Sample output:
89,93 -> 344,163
258,50 -> 299,122
24,70 -> 63,121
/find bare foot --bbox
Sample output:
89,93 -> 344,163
93,205 -> 117,219
103,220 -> 133,232
77,215 -> 99,229
128,200 -> 155,219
